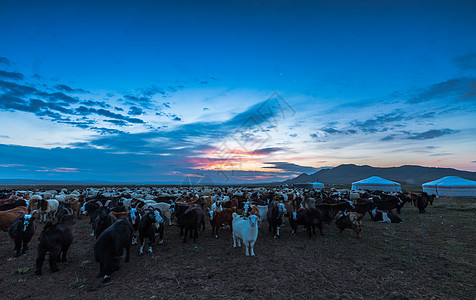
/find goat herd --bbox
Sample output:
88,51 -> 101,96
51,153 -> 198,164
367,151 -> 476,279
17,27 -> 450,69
0,186 -> 435,282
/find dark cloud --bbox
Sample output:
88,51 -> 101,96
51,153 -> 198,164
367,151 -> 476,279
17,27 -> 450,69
0,57 -> 11,66
0,80 -> 37,96
123,95 -> 151,107
252,147 -> 283,155
0,70 -> 24,80
104,119 -> 128,126
453,52 -> 476,70
57,120 -> 95,129
472,161 -> 476,163
0,94 -> 75,120
163,102 -> 171,108
55,84 -> 88,93
263,162 -> 319,174
351,111 -> 404,133
140,86 -> 166,97
380,134 -> 396,141
203,107 -> 209,111
127,117 -> 145,124
128,106 -> 143,116
410,77 -> 476,103
114,106 -> 124,111
172,116 -> 181,121
35,91 -> 79,104
407,129 -> 458,140
90,127 -> 124,135
76,106 -> 145,124
321,127 -> 358,135
200,81 -> 208,84
81,100 -> 110,108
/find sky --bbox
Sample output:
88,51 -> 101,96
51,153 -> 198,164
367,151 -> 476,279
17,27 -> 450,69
0,0 -> 475,184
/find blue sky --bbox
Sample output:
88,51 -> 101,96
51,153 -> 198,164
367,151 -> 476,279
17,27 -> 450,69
0,0 -> 475,183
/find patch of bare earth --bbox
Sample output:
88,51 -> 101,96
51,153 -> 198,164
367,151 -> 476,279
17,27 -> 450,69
0,197 -> 474,299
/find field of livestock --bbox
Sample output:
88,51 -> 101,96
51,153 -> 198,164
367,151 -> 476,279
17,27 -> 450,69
0,187 -> 475,300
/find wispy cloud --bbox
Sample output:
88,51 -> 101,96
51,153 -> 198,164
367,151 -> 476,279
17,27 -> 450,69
406,129 -> 459,140
409,77 -> 476,103
0,57 -> 11,66
0,70 -> 24,80
453,52 -> 476,71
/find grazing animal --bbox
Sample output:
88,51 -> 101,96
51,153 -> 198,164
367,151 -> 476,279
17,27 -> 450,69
335,210 -> 364,238
94,218 -> 133,282
37,199 -> 59,223
256,205 -> 268,227
128,207 -> 141,245
178,205 -> 205,243
71,196 -> 86,219
0,206 -> 27,231
373,195 -> 402,213
317,201 -> 353,223
351,199 -> 377,215
289,207 -> 324,237
138,208 -> 165,255
370,209 -> 403,223
174,203 -> 191,236
9,211 -> 37,256
56,205 -> 73,222
209,208 -> 234,238
93,201 -> 117,239
0,199 -> 28,211
267,201 -> 287,238
111,211 -> 129,219
34,214 -> 74,275
421,192 -> 436,205
143,202 -> 174,225
232,213 -> 259,256
413,194 -> 429,213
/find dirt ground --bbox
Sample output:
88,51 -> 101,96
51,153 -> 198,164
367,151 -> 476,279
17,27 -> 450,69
0,195 -> 474,300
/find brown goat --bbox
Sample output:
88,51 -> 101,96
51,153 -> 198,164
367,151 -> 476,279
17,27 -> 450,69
209,208 -> 235,238
0,206 -> 27,231
335,210 -> 364,238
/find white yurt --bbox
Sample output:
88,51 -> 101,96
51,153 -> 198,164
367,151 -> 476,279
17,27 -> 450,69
351,176 -> 401,192
422,176 -> 476,197
309,182 -> 324,189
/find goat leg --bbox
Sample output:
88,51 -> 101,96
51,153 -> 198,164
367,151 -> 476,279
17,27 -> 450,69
35,248 -> 46,275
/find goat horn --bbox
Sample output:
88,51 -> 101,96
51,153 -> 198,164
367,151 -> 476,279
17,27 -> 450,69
104,200 -> 112,206
96,201 -> 103,207
30,210 -> 38,216
66,208 -> 73,215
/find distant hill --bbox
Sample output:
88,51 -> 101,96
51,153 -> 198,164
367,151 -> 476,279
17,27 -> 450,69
284,164 -> 476,186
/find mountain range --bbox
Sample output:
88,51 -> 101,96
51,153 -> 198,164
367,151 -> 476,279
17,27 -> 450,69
283,164 -> 476,186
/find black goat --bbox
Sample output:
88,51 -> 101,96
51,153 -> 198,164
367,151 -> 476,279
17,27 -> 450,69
34,214 -> 74,275
9,210 -> 37,257
138,208 -> 164,255
178,205 -> 204,243
93,201 -> 117,239
94,218 -> 133,282
289,207 -> 324,237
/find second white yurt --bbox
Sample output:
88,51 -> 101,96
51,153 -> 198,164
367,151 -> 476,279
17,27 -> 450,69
422,176 -> 476,197
309,182 -> 324,189
351,176 -> 401,192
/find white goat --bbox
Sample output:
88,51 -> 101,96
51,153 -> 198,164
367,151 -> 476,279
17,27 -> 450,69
232,213 -> 259,256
